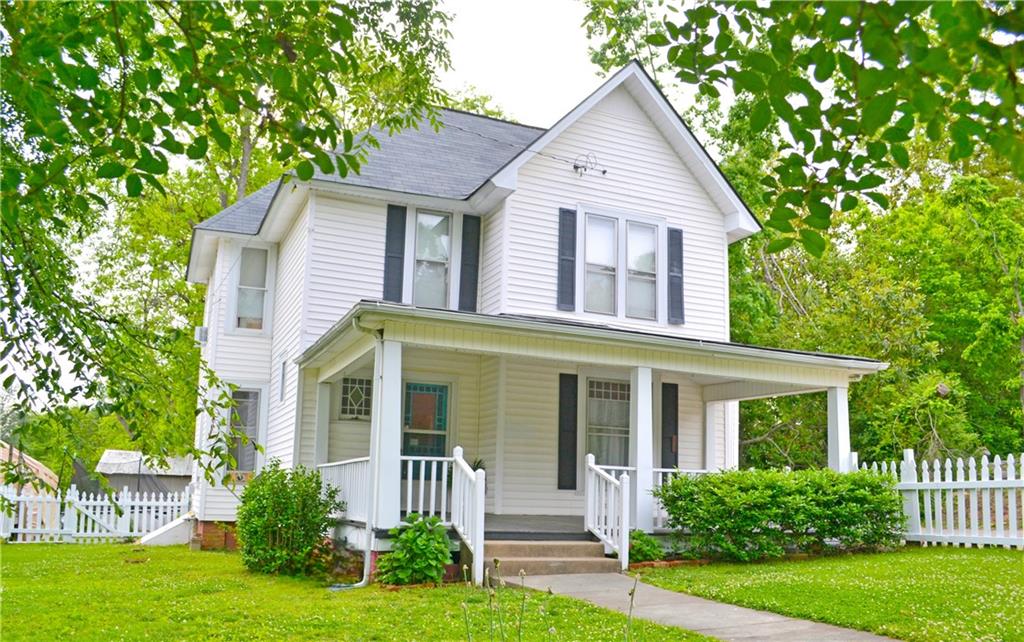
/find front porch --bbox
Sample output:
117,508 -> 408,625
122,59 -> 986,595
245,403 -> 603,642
297,302 -> 887,583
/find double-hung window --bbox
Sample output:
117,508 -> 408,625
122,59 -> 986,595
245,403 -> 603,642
229,389 -> 260,473
236,247 -> 268,330
413,210 -> 451,308
583,212 -> 660,320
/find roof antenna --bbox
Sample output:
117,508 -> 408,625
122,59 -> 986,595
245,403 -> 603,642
572,152 -> 608,177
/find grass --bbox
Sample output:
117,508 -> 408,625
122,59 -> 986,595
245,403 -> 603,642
635,546 -> 1024,642
0,544 -> 707,641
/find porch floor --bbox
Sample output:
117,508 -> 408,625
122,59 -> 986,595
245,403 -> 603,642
484,514 -> 590,541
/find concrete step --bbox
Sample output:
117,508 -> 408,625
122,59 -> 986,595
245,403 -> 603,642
484,540 -> 606,559
485,556 -> 621,577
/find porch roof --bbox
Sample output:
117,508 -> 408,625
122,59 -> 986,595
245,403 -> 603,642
297,301 -> 888,388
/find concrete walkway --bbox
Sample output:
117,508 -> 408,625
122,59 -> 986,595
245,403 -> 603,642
523,573 -> 894,641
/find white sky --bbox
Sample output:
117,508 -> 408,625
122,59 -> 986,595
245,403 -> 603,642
440,0 -> 603,127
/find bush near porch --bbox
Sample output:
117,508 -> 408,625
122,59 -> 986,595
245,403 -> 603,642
0,544 -> 709,641
655,468 -> 904,561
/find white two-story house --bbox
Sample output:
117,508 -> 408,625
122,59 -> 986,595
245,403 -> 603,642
185,62 -> 886,579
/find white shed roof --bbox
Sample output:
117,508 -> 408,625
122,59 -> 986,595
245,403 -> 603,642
95,450 -> 192,477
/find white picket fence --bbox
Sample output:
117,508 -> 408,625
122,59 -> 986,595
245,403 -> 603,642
0,484 -> 191,543
857,449 -> 1023,549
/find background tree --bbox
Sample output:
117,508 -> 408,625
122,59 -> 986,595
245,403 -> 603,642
1,1 -> 452,490
582,0 -> 1023,255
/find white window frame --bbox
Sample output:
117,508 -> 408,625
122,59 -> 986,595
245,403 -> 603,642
402,209 -> 465,310
574,366 -> 632,492
224,382 -> 268,476
225,240 -> 276,337
336,376 -> 373,421
575,205 -> 667,325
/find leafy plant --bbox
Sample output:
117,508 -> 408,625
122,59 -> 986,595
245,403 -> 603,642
235,460 -> 342,576
583,1 -> 1023,255
376,513 -> 452,585
629,530 -> 665,563
655,469 -> 904,561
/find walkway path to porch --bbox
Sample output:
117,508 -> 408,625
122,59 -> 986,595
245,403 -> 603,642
522,573 -> 893,641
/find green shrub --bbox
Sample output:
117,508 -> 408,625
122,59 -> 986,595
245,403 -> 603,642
376,513 -> 452,585
236,460 -> 342,575
629,529 -> 664,563
654,468 -> 904,561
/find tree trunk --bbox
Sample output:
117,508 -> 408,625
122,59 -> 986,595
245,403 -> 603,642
237,122 -> 252,201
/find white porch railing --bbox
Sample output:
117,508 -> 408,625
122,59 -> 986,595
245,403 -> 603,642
451,446 -> 486,585
585,454 -> 630,570
400,455 -> 453,523
318,457 -> 370,523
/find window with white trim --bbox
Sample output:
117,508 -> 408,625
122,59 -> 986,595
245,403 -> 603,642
582,211 -> 661,321
236,247 -> 268,329
338,377 -> 372,420
413,210 -> 451,308
586,378 -> 630,467
229,389 -> 260,472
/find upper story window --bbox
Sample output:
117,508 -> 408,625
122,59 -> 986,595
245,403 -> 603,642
413,210 -> 451,308
236,247 -> 268,330
583,212 -> 660,320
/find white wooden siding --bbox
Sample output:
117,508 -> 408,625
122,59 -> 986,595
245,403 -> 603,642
477,356 -> 499,511
306,195 -> 387,345
264,203 -> 310,467
502,86 -> 729,341
479,205 -> 506,315
207,239 -> 273,381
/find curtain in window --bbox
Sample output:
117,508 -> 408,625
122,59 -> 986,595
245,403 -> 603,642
586,379 -> 630,466
237,248 -> 268,329
230,390 -> 260,472
414,212 -> 450,308
585,215 -> 617,314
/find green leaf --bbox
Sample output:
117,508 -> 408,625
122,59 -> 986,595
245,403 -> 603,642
766,237 -> 795,253
125,174 -> 143,197
79,66 -> 99,89
890,144 -> 910,169
732,69 -> 767,93
295,159 -> 314,181
862,92 -> 898,133
750,99 -> 772,131
803,211 -> 832,230
745,51 -> 776,75
187,136 -> 209,160
840,194 -> 859,211
799,229 -> 826,257
96,162 -> 126,179
645,32 -> 670,47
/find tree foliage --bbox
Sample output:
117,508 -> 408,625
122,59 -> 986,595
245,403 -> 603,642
583,1 -> 1024,255
0,1 -> 452,489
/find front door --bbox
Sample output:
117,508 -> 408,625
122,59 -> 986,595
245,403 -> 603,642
585,378 -> 630,467
402,382 -> 450,459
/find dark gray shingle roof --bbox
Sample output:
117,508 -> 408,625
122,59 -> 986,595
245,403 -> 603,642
194,110 -> 544,235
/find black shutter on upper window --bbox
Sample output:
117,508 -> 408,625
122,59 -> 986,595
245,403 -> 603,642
383,205 -> 407,302
458,215 -> 481,312
661,382 -> 679,469
557,208 -> 577,311
557,373 -> 578,490
667,227 -> 685,324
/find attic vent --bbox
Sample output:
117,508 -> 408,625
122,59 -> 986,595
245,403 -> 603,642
194,326 -> 209,345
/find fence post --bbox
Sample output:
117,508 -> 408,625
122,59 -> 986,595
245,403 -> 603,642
472,469 -> 486,587
849,451 -> 859,472
61,484 -> 78,542
901,449 -> 920,538
0,485 -> 14,540
116,486 -> 131,537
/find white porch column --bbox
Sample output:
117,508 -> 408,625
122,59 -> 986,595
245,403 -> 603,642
827,386 -> 851,472
314,381 -> 331,466
629,366 -> 654,533
703,402 -> 719,471
368,339 -> 403,529
723,401 -> 739,469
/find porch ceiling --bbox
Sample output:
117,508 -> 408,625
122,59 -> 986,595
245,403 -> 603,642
298,301 -> 888,389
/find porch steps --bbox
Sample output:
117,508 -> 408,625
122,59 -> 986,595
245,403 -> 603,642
482,540 -> 619,578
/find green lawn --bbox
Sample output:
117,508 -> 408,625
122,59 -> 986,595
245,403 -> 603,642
636,546 -> 1024,642
0,544 -> 704,641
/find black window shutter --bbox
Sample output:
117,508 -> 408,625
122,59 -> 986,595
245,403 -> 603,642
667,227 -> 685,324
557,373 -> 578,490
661,383 -> 679,469
557,208 -> 577,311
458,215 -> 481,312
383,205 -> 407,302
